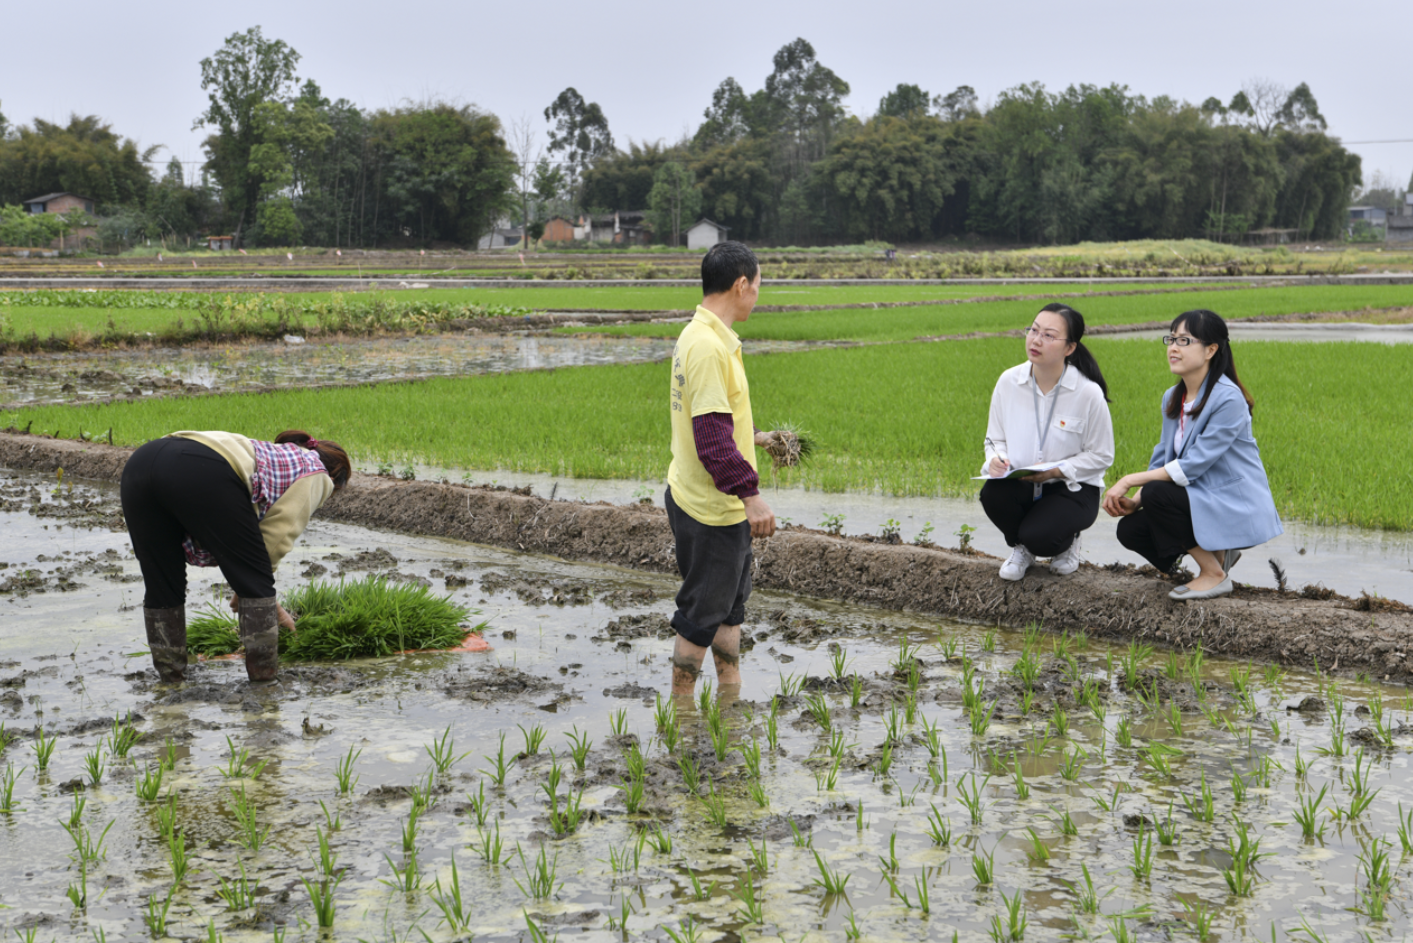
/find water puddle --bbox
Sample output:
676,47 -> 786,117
2,469 -> 1412,942
1111,322 -> 1413,345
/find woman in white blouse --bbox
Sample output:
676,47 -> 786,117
980,303 -> 1115,580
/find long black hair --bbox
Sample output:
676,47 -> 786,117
1164,309 -> 1254,420
1038,302 -> 1110,402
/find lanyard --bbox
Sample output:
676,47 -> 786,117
1030,366 -> 1064,500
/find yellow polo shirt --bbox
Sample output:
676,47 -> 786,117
667,306 -> 757,526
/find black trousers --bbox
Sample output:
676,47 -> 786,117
119,438 -> 275,609
664,487 -> 752,648
979,479 -> 1100,557
1115,480 -> 1197,573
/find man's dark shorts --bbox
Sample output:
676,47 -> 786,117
665,487 -> 752,648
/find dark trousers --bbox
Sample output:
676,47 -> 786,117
119,438 -> 275,609
664,487 -> 752,648
1115,480 -> 1197,573
979,479 -> 1100,557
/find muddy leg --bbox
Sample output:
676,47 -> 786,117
239,596 -> 280,683
672,634 -> 708,696
144,607 -> 187,683
711,624 -> 742,687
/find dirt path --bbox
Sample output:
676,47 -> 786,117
4,430 -> 1409,681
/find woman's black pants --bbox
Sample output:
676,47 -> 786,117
119,438 -> 275,609
1115,480 -> 1197,573
979,479 -> 1100,557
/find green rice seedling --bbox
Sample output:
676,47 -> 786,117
732,873 -> 764,925
1230,767 -> 1249,803
644,823 -> 672,855
789,818 -> 813,849
622,741 -> 646,784
683,865 -> 718,901
408,767 -> 439,813
472,822 -> 507,865
1106,915 -> 1137,943
167,830 -> 191,884
83,746 -> 104,786
65,860 -> 89,910
64,818 -> 113,864
320,796 -> 344,832
228,787 -> 270,851
0,763 -> 23,813
401,804 -> 422,853
1027,729 -> 1054,758
143,890 -> 174,937
302,874 -> 340,928
313,824 -> 339,877
1164,701 -> 1184,737
777,672 -> 804,697
108,712 -> 141,759
464,781 -> 489,828
913,874 -> 932,915
972,841 -> 997,885
1249,754 -> 1282,789
219,736 -> 268,780
1155,802 -> 1181,846
740,737 -> 765,780
1008,753 -> 1030,799
425,725 -> 470,774
849,673 -> 863,708
1129,822 -> 1155,879
1221,819 -> 1269,896
563,726 -> 592,771
1329,788 -> 1379,822
1263,663 -> 1286,686
873,741 -> 894,779
519,723 -> 547,756
812,850 -> 851,895
1061,653 -> 1083,685
904,692 -> 920,724
1348,748 -> 1374,796
981,629 -> 998,653
547,784 -> 586,837
1180,899 -> 1214,942
1020,689 -> 1035,716
698,681 -> 716,714
1290,913 -> 1332,943
512,843 -> 562,900
709,717 -> 731,762
897,780 -> 923,809
892,638 -> 920,674
1115,716 -> 1133,748
429,853 -> 472,934
677,753 -> 701,795
1059,744 -> 1087,781
829,645 -> 852,680
1024,826 -> 1051,862
994,888 -> 1027,941
818,755 -> 843,792
1182,771 -> 1216,823
878,831 -> 900,872
970,700 -> 996,737
607,707 -> 630,737
765,710 -> 780,752
825,728 -> 850,760
884,703 -> 903,743
700,782 -> 728,828
135,763 -> 165,802
907,659 -> 922,694
1050,709 -> 1070,739
748,838 -> 770,872
1062,863 -> 1109,914
483,733 -> 512,786
939,637 -> 960,660
1398,802 -> 1413,854
845,912 -> 862,941
1119,641 -> 1152,689
653,694 -> 678,742
217,859 -> 258,910
956,772 -> 990,825
1163,651 -> 1182,680
1051,633 -> 1072,660
1049,805 -> 1079,837
31,728 -> 57,772
1295,745 -> 1314,778
747,777 -> 769,807
381,850 -> 422,892
616,777 -> 645,814
920,714 -> 943,760
663,917 -> 704,943
159,736 -> 178,771
925,804 -> 953,846
1353,839 -> 1394,920
334,744 -> 362,794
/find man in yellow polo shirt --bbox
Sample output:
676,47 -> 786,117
665,242 -> 778,696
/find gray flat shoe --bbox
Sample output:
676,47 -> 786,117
1169,576 -> 1233,601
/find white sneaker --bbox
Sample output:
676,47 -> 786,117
999,545 -> 1035,581
1049,534 -> 1083,576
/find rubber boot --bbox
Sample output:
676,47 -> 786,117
239,596 -> 280,682
144,607 -> 187,682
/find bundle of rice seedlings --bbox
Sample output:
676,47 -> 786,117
761,422 -> 815,470
184,577 -> 480,661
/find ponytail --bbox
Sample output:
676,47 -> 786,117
274,429 -> 352,490
1163,310 -> 1254,420
1038,302 -> 1110,402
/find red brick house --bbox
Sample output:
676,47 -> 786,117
21,192 -> 97,249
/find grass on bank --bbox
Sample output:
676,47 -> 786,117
568,284 -> 1413,342
6,336 -> 1409,530
187,577 -> 477,660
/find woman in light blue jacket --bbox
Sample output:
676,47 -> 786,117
1103,309 -> 1282,601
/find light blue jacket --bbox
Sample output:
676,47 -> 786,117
1146,374 -> 1283,551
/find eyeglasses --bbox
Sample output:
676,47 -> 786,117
1025,326 -> 1068,344
1162,335 -> 1197,347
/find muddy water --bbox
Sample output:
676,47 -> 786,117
3,469 -> 1413,942
414,467 -> 1413,602
0,333 -> 680,406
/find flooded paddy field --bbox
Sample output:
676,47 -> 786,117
5,469 -> 1413,942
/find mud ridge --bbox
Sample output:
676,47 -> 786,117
4,430 -> 1412,681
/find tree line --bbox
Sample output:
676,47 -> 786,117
0,30 -> 1365,249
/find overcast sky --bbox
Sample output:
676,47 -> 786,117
4,0 -> 1409,192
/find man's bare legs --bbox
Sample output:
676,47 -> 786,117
671,624 -> 742,696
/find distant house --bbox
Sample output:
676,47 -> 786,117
207,235 -> 234,251
478,226 -> 525,250
588,210 -> 650,245
1349,205 -> 1387,227
684,219 -> 729,251
541,217 -> 578,243
1388,193 -> 1413,245
23,192 -> 95,215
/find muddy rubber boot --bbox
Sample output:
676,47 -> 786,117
239,596 -> 280,683
144,607 -> 187,682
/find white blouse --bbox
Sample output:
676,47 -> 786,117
981,363 -> 1115,490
